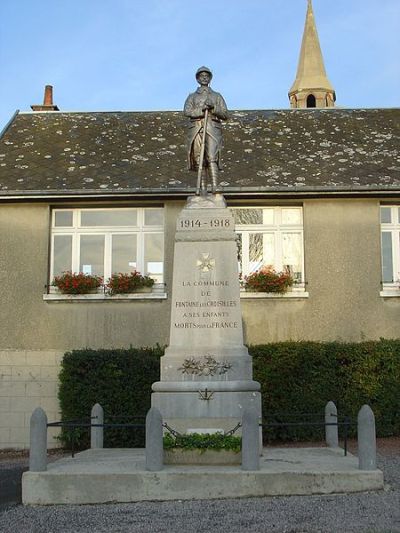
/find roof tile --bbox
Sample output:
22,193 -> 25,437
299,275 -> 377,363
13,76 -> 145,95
0,109 -> 399,196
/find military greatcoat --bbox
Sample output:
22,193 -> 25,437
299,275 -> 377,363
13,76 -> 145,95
183,86 -> 228,171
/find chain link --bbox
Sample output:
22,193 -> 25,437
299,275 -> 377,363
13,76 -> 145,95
162,422 -> 182,437
162,421 -> 242,438
224,422 -> 242,436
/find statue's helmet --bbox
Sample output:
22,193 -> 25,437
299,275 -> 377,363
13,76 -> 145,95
196,66 -> 213,80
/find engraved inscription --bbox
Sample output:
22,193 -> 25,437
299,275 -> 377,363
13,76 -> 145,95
172,210 -> 241,333
174,321 -> 239,329
179,218 -> 232,230
173,273 -> 240,330
175,300 -> 237,308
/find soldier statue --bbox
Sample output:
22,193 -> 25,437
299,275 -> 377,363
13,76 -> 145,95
184,66 -> 228,195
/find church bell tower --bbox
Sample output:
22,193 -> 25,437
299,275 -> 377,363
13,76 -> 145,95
289,0 -> 336,109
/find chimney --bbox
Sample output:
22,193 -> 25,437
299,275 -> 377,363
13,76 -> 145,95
31,85 -> 59,111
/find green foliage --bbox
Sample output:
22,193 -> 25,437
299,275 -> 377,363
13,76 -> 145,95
58,346 -> 162,449
163,432 -> 241,453
58,339 -> 400,449
335,339 -> 400,438
251,340 -> 400,441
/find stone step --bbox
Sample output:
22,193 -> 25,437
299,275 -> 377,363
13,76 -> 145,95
22,447 -> 384,505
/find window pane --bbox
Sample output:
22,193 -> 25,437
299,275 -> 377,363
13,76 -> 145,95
282,233 -> 302,281
79,235 -> 105,277
232,209 -> 263,225
249,233 -> 274,273
282,209 -> 302,225
380,207 -> 391,224
381,232 -> 393,282
112,235 -> 137,273
80,209 -> 137,227
53,235 -> 72,276
236,233 -> 242,274
144,209 -> 164,226
249,234 -> 263,272
54,211 -> 73,227
144,233 -> 163,278
262,234 -> 275,268
262,209 -> 274,225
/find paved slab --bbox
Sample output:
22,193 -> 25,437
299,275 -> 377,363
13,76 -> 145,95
0,464 -> 27,505
22,447 -> 384,505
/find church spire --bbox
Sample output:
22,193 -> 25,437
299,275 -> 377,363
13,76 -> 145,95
289,0 -> 336,108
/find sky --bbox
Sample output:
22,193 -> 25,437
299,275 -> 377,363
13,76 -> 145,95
0,0 -> 399,131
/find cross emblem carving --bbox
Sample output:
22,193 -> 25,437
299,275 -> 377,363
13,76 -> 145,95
196,253 -> 215,273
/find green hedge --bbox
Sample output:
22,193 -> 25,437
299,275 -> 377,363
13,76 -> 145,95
252,340 -> 400,442
58,346 -> 162,449
58,340 -> 400,448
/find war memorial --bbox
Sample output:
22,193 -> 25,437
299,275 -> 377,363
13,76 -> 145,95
21,67 -> 383,505
151,66 -> 261,436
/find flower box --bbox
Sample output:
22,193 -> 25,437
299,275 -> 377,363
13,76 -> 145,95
163,432 -> 241,465
106,271 -> 155,295
243,266 -> 294,294
164,448 -> 241,465
132,286 -> 153,294
52,271 -> 103,295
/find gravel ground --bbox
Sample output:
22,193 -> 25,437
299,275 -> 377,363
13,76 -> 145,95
0,440 -> 399,533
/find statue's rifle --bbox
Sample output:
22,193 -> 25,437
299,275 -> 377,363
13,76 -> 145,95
196,107 -> 209,195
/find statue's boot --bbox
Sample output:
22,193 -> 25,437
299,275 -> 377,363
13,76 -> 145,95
209,162 -> 219,193
195,161 -> 207,196
201,169 -> 207,195
201,179 -> 207,195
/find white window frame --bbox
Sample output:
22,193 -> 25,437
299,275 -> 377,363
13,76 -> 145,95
50,207 -> 164,289
380,205 -> 400,296
231,206 -> 305,292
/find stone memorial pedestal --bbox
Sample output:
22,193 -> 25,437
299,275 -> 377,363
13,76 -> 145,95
152,194 -> 261,434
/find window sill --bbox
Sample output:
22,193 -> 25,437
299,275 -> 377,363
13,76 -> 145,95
43,292 -> 167,302
240,290 -> 309,299
380,290 -> 400,298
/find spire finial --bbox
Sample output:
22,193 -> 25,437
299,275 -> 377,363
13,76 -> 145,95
288,0 -> 336,108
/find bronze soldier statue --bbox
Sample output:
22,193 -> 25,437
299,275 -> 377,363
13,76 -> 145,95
184,66 -> 228,195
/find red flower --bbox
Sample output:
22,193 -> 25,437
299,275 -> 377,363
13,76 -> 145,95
52,271 -> 103,295
244,266 -> 294,294
106,271 -> 154,295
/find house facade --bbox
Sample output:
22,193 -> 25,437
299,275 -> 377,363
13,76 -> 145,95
0,1 -> 399,449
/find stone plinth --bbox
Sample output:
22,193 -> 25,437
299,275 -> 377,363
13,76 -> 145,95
22,448 -> 384,505
152,196 -> 261,433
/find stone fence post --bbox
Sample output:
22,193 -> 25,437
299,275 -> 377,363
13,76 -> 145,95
145,407 -> 163,471
29,407 -> 48,472
241,407 -> 260,471
91,403 -> 104,449
325,401 -> 339,448
358,404 -> 377,470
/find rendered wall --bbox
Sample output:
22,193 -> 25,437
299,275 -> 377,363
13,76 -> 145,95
242,198 -> 400,343
1,198 -> 399,448
0,202 -> 176,448
0,203 -> 174,351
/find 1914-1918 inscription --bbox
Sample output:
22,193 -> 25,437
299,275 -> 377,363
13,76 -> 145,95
179,217 -> 232,229
170,206 -> 243,341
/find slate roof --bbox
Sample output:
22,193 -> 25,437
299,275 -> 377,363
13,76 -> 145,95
0,108 -> 399,198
